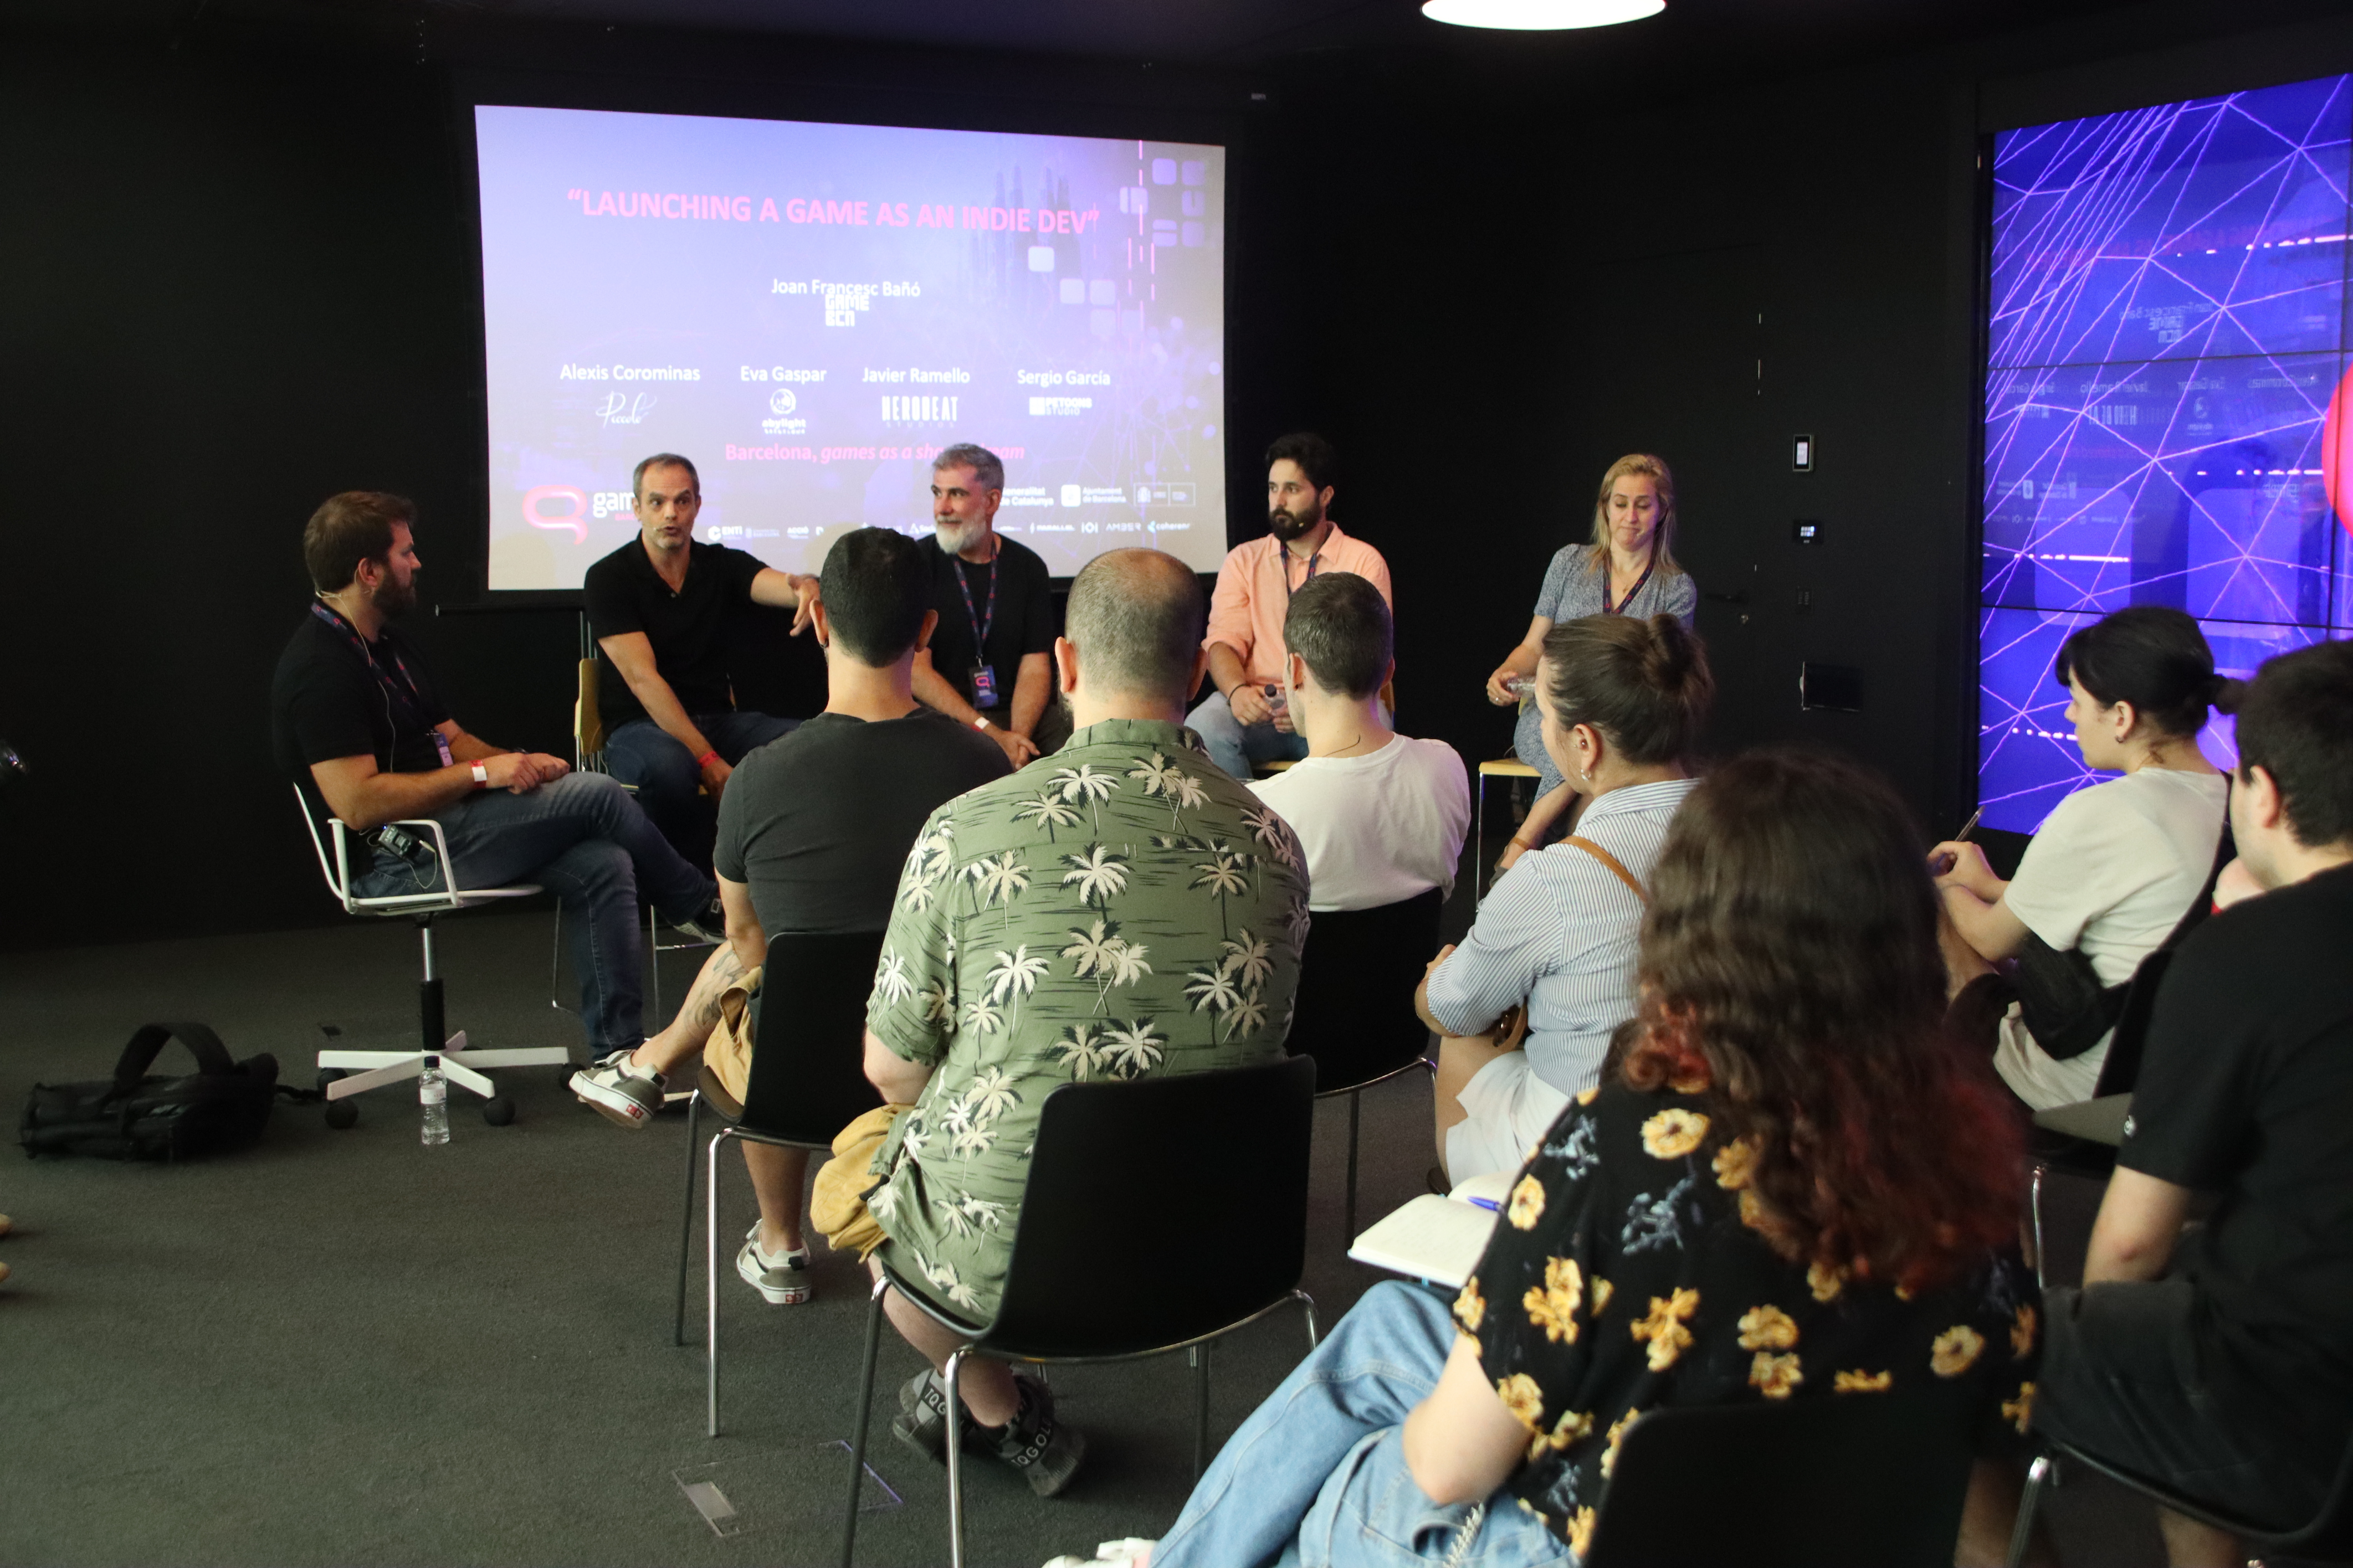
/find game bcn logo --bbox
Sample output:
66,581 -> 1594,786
523,485 -> 637,544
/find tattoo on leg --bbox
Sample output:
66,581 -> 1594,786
685,947 -> 747,1029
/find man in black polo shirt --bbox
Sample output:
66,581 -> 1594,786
273,491 -> 721,1065
585,452 -> 821,862
2032,638 -> 2353,1561
909,443 -> 1068,768
571,526 -> 1007,1308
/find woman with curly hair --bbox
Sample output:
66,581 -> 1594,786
1049,750 -> 2041,1568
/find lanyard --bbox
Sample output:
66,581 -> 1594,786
310,602 -> 450,765
951,538 -> 1000,651
1604,549 -> 1657,615
1281,543 -> 1322,600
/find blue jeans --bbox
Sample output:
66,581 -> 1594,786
604,711 -> 796,862
1185,689 -> 1310,781
353,772 -> 716,1056
1155,1282 -> 1575,1568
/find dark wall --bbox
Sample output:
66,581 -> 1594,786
4,3 -> 2348,951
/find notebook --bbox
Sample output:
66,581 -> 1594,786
1346,1170 -> 1516,1289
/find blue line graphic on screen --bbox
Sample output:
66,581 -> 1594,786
1980,74 -> 2353,833
475,105 -> 1228,589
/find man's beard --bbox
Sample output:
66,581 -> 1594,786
936,519 -> 982,556
1268,499 -> 1322,542
371,577 -> 418,619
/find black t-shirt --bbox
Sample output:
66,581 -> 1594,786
583,537 -> 768,729
2120,860 -> 2353,1467
712,708 -> 1009,939
271,608 -> 451,805
921,533 -> 1056,713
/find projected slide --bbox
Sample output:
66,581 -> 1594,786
1980,73 -> 2353,832
474,105 -> 1228,590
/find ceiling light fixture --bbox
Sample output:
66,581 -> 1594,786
1421,0 -> 1663,29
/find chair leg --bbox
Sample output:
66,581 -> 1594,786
842,1274 -> 890,1568
648,904 -> 663,1026
2006,1450 -> 2055,1568
1293,1288 -> 1319,1351
1344,1091 -> 1362,1242
2029,1162 -> 2049,1292
944,1348 -> 971,1568
550,906 -> 565,1014
1475,775 -> 1488,904
674,1091 -> 701,1346
1192,1339 -> 1212,1480
708,1125 -> 733,1438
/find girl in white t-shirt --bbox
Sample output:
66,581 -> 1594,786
1933,606 -> 2234,1108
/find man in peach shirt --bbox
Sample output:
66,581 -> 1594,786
1187,432 -> 1393,780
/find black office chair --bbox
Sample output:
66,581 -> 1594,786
1585,1390 -> 1977,1567
839,1055 -> 1320,1568
2007,1434 -> 2353,1567
672,930 -> 887,1437
1285,886 -> 1444,1238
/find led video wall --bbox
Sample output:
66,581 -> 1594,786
1980,73 -> 2353,832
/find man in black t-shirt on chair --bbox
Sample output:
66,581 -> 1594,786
271,491 -> 723,1067
584,453 -> 823,863
2032,638 -> 2353,1562
571,526 -> 1008,1308
909,443 -> 1069,767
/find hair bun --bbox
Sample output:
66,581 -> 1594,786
2210,675 -> 2246,716
1643,614 -> 1694,688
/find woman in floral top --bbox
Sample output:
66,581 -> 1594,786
1111,750 -> 2040,1568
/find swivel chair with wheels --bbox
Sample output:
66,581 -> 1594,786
1285,885 -> 1444,1240
840,1055 -> 1320,1568
295,784 -> 571,1129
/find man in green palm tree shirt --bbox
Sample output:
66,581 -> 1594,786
860,548 -> 1309,1496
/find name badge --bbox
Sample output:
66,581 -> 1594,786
970,663 -> 999,710
433,732 -> 454,768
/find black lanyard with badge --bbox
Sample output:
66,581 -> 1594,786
952,541 -> 1002,710
1603,548 -> 1657,615
310,601 -> 452,769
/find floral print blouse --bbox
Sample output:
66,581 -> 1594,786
1454,1083 -> 2040,1555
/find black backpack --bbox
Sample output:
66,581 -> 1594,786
18,1022 -> 307,1161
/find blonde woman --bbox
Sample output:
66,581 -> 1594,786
1484,454 -> 1697,866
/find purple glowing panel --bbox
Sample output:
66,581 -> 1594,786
1980,74 -> 2353,834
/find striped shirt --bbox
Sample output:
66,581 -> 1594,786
1424,777 -> 1698,1095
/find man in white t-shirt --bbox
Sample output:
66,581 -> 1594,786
1248,572 -> 1469,911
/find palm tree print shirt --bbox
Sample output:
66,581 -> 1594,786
865,719 -> 1309,1320
1455,1083 -> 2040,1556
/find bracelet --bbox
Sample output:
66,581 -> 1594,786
1508,837 -> 1537,852
973,716 -> 992,731
694,749 -> 720,769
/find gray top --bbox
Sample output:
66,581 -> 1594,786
1424,777 -> 1699,1094
1512,545 -> 1699,794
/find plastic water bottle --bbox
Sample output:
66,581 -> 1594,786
419,1057 -> 450,1146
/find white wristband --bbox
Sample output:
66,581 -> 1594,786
470,762 -> 489,789
974,716 -> 992,731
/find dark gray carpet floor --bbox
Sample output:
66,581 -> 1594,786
1,899 -> 2160,1566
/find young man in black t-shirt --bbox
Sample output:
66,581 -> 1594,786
2034,638 -> 2353,1558
572,527 -> 1007,1307
583,453 -> 822,863
272,492 -> 721,1064
908,443 -> 1069,767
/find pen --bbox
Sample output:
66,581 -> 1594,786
1955,808 -> 1982,842
1467,1197 -> 1500,1212
1931,809 -> 1983,878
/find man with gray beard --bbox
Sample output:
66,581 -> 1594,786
910,443 -> 1069,767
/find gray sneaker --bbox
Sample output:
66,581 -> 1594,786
892,1368 -> 1084,1497
569,1050 -> 665,1128
735,1224 -> 812,1305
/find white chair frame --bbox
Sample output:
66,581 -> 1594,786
295,784 -> 571,1107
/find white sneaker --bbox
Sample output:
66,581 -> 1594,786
734,1223 -> 812,1305
1041,1540 -> 1155,1567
